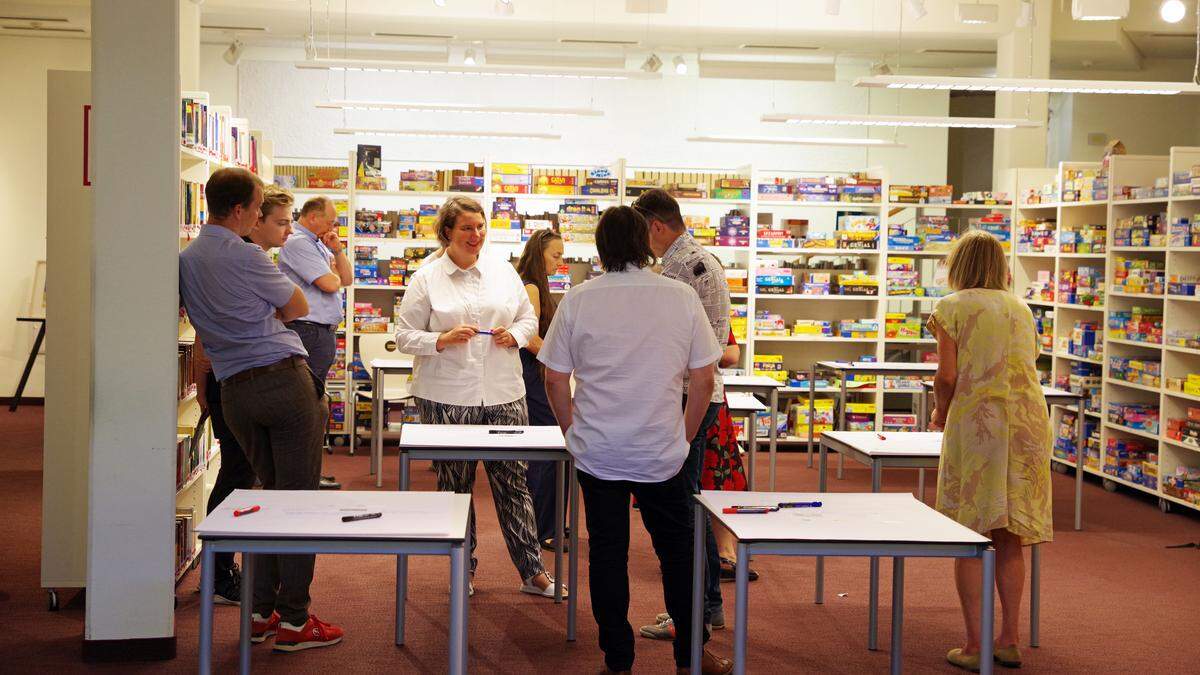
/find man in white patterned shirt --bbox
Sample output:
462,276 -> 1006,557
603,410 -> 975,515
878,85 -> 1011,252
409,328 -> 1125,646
632,188 -> 732,638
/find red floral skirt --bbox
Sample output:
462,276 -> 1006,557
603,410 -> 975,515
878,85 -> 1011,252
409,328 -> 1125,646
701,401 -> 748,491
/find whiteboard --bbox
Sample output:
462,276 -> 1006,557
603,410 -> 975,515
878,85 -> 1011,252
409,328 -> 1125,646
817,360 -> 938,374
726,392 -> 768,412
724,375 -> 784,389
822,431 -> 943,457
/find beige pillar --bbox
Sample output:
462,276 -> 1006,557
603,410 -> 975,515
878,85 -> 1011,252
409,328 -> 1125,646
180,0 -> 201,91
993,0 -> 1052,177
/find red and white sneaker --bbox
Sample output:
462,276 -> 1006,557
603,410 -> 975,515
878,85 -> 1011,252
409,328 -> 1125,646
251,611 -> 280,644
273,614 -> 344,653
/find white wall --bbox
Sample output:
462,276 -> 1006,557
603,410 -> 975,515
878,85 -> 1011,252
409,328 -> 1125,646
0,36 -> 91,400
235,57 -> 950,184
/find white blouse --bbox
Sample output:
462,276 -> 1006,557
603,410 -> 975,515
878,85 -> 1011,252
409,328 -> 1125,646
394,252 -> 538,407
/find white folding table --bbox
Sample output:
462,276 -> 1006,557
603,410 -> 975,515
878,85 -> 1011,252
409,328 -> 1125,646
817,431 -> 1046,650
397,424 -> 579,641
809,361 -> 938,474
919,383 -> 1087,531
367,357 -> 416,487
723,375 -> 783,490
197,489 -> 471,675
689,491 -> 995,675
725,391 -> 768,491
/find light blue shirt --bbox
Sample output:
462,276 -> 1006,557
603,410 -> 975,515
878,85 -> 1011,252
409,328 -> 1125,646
179,225 -> 307,381
277,223 -> 345,326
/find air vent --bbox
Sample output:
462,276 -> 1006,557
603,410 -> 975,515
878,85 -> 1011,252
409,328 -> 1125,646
739,44 -> 820,51
201,24 -> 269,32
2,25 -> 85,33
372,31 -> 456,40
917,48 -> 996,55
559,38 -> 640,46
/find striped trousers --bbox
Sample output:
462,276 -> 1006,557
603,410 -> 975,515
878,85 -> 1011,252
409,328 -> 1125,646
415,397 -> 547,581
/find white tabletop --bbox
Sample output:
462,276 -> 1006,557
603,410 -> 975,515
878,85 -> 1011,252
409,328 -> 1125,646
698,491 -> 989,546
726,392 -> 769,412
817,360 -> 938,374
920,381 -> 1082,404
724,375 -> 784,390
821,431 -> 943,457
371,357 -> 415,370
398,424 -> 567,449
196,490 -> 470,540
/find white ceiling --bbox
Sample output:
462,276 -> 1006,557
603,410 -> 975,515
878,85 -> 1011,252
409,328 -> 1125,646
2,0 -> 1197,74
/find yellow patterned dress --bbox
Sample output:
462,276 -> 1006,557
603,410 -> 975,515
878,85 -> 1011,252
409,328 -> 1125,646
929,289 -> 1053,545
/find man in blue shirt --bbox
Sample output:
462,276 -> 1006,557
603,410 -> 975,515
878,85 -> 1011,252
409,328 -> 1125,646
278,196 -> 352,489
179,168 -> 344,653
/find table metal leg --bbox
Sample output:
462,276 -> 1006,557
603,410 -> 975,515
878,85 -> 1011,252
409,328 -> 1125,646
807,368 -> 816,468
918,388 -> 929,432
837,450 -> 844,480
396,553 -> 407,645
815,440 -> 827,605
199,545 -> 215,675
747,413 -> 758,491
449,542 -> 467,675
869,462 -> 882,651
980,548 -> 996,675
239,552 -> 253,674
690,502 -> 704,675
837,377 -> 846,481
554,460 -> 564,604
733,541 -> 750,675
1075,408 -> 1085,531
1030,543 -> 1040,648
397,451 -> 410,646
371,367 -> 384,485
890,557 -> 905,675
918,468 -> 926,503
568,464 -> 579,642
9,320 -> 45,412
768,388 -> 779,491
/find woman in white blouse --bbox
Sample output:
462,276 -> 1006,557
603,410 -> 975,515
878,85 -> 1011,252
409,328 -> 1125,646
394,196 -> 562,598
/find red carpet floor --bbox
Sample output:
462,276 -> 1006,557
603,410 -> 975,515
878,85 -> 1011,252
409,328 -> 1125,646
2,406 -> 1199,673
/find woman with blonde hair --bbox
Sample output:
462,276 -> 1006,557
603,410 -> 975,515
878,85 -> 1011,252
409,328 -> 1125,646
927,229 -> 1051,671
394,195 -> 564,598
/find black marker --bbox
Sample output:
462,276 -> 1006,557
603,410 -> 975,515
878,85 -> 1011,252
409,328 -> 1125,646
341,512 -> 383,522
489,429 -> 524,435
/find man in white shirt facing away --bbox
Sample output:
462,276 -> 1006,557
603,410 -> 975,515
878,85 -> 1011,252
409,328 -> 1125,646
539,205 -> 731,675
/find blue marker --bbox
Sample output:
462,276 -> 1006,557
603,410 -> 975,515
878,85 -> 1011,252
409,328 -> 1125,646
778,501 -> 822,508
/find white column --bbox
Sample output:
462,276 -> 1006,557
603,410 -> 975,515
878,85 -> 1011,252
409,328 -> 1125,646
86,0 -> 180,651
993,0 -> 1052,176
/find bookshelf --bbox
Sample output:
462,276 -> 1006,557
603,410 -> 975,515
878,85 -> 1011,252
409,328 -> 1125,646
175,91 -> 274,580
293,154 -> 1028,452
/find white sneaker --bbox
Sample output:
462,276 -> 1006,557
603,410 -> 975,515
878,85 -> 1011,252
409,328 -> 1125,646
520,574 -> 568,598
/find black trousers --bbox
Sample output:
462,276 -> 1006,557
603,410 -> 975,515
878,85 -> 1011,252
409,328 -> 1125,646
203,372 -> 257,573
577,467 -> 708,671
221,361 -> 327,624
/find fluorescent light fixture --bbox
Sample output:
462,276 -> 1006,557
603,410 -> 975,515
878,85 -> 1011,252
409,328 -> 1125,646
317,100 -> 603,117
826,0 -> 840,14
1071,0 -> 1129,20
957,3 -> 999,24
854,74 -> 1200,95
334,128 -> 560,141
433,0 -> 446,6
463,48 -> 477,65
641,53 -> 663,73
673,55 -> 687,75
1161,0 -> 1187,23
762,112 -> 1041,129
495,0 -> 514,15
687,134 -> 906,148
297,58 -> 660,80
1016,0 -> 1035,27
906,0 -> 928,19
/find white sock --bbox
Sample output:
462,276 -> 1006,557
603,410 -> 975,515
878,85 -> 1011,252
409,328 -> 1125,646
280,620 -> 307,631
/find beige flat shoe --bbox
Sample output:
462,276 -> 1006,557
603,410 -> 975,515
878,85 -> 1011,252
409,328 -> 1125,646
947,648 -> 981,672
994,645 -> 1022,668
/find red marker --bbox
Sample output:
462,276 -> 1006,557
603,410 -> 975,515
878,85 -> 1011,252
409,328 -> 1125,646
233,505 -> 260,517
876,433 -> 887,440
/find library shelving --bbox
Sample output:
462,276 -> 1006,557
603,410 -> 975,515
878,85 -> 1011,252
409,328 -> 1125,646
176,91 -> 275,582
